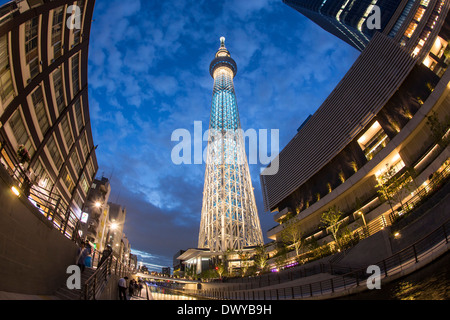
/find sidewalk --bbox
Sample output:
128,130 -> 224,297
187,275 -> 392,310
0,290 -> 60,300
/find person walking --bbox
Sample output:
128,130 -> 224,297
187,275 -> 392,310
77,243 -> 91,273
98,245 -> 112,267
118,276 -> 128,300
128,279 -> 135,297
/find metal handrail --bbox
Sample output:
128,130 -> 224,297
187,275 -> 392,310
82,253 -> 135,300
0,135 -> 82,244
191,218 -> 450,300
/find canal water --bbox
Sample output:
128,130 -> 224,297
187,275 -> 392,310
146,284 -> 198,300
343,251 -> 450,300
145,252 -> 449,301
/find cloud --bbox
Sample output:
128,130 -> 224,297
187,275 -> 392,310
87,0 -> 360,271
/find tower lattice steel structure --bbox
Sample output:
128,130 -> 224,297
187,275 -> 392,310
198,37 -> 264,253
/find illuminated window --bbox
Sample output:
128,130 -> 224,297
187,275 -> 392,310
32,159 -> 53,190
430,36 -> 448,58
62,166 -> 75,193
375,153 -> 405,179
357,121 -> 390,161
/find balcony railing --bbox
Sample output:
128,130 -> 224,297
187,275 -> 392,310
0,132 -> 82,244
183,218 -> 450,300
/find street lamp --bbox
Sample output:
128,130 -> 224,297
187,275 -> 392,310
358,211 -> 367,227
110,222 -> 118,230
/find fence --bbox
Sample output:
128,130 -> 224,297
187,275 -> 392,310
0,133 -> 83,244
183,218 -> 450,300
83,252 -> 134,300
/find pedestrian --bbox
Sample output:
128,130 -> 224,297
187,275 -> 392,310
129,279 -> 134,296
98,244 -> 112,267
118,276 -> 128,300
77,243 -> 91,273
76,241 -> 85,264
138,282 -> 143,297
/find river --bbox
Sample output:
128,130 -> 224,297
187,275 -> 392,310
342,251 -> 450,300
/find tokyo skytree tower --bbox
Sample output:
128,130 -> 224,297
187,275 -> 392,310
198,37 -> 264,252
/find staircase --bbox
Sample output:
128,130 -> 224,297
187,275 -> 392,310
54,267 -> 96,300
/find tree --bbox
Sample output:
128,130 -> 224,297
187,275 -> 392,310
253,245 -> 268,273
274,242 -> 288,271
375,163 -> 413,217
321,205 -> 344,250
215,259 -> 226,279
279,218 -> 304,257
238,250 -> 250,277
426,111 -> 450,148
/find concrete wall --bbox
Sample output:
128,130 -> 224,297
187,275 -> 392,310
338,181 -> 450,266
0,168 -> 79,295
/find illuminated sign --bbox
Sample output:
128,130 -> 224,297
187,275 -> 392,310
81,212 -> 89,223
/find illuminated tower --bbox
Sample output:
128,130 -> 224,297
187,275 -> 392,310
198,37 -> 264,253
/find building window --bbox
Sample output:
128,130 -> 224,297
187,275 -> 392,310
32,158 -> 53,190
87,158 -> 94,180
357,121 -> 390,161
70,150 -> 81,175
73,190 -> 83,210
52,68 -> 66,113
46,135 -> 63,170
72,0 -> 85,46
423,36 -> 449,76
31,86 -> 50,136
81,133 -> 88,158
25,16 -> 40,79
51,6 -> 65,60
71,53 -> 80,95
74,98 -> 83,133
8,109 -> 35,158
61,114 -> 73,149
80,172 -> 89,194
0,34 -> 14,103
61,166 -> 75,194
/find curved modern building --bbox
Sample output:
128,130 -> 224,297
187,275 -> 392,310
262,0 -> 450,252
0,0 -> 98,239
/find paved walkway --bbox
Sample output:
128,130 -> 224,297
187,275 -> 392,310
0,290 -> 60,300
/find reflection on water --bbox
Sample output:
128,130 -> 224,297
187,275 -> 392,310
147,284 -> 198,300
345,252 -> 450,300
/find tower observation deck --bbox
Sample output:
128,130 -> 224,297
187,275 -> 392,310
198,37 -> 264,253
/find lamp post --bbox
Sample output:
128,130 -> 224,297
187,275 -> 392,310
358,211 -> 367,227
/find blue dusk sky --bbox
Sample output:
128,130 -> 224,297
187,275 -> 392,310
0,0 -> 361,270
87,0 -> 360,270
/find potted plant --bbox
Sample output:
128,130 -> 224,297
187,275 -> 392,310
17,144 -> 30,164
